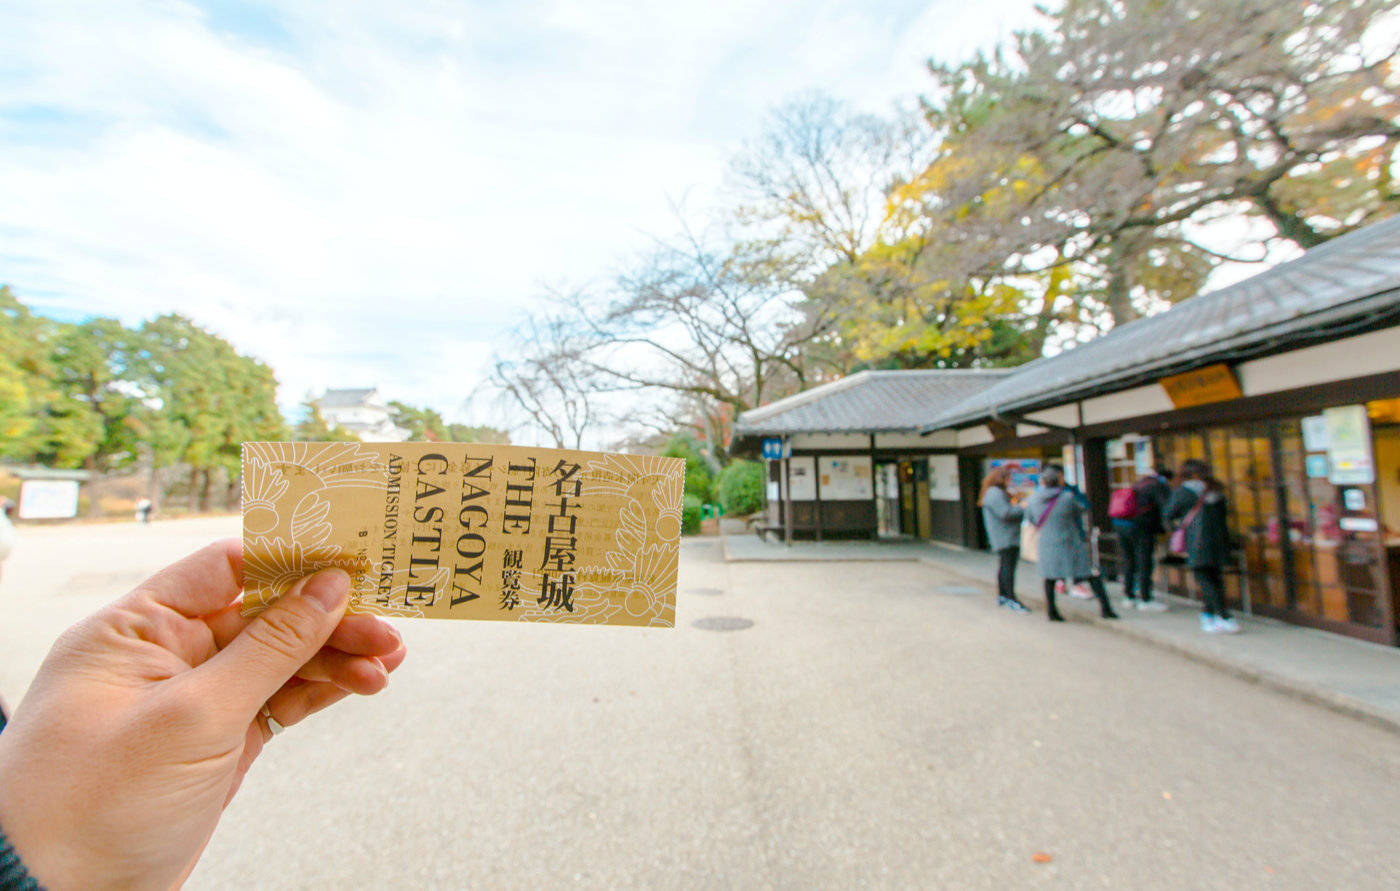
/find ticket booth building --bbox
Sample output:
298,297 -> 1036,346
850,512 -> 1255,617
730,369 -> 1011,543
924,216 -> 1400,644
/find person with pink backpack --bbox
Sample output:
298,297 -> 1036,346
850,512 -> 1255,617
1108,466 -> 1173,611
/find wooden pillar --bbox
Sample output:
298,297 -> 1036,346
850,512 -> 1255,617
1082,437 -> 1111,530
959,454 -> 984,549
813,454 -> 824,542
869,434 -> 879,540
782,435 -> 793,546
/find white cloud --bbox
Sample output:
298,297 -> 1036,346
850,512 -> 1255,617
0,0 -> 1039,433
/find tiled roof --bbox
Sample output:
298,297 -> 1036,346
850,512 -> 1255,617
733,369 -> 1013,439
317,388 -> 378,408
923,214 -> 1400,431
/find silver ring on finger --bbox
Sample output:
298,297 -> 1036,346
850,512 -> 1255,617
260,703 -> 286,736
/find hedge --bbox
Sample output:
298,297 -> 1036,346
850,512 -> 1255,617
718,460 -> 765,516
681,494 -> 703,535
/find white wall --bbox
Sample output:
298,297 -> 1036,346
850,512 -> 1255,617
788,456 -> 816,500
819,456 -> 873,500
1237,326 -> 1400,397
928,454 -> 960,500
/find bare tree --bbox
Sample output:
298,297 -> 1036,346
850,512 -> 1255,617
487,313 -> 603,450
566,223 -> 844,426
730,92 -> 936,269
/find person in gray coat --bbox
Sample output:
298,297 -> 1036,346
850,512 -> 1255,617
1022,464 -> 1119,622
979,465 -> 1030,612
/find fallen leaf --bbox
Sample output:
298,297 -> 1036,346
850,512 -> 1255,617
1031,852 -> 1053,864
1162,791 -> 1172,800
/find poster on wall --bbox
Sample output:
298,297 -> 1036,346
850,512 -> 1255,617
818,456 -> 873,500
788,456 -> 816,500
1301,415 -> 1329,452
988,458 -> 1041,497
1324,405 -> 1375,485
1061,445 -> 1082,486
1133,438 -> 1155,476
928,454 -> 960,501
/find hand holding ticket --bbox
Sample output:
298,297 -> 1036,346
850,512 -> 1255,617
241,442 -> 684,626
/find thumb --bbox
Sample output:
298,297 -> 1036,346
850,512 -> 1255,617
202,568 -> 351,715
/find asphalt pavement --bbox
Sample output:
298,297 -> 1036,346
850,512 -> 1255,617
3,519 -> 1399,889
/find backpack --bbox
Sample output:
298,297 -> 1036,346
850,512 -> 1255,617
1108,486 -> 1139,519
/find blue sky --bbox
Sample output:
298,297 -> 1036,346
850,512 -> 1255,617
0,0 -> 1041,430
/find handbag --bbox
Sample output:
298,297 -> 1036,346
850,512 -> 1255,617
1168,500 -> 1204,557
1020,520 -> 1040,563
1020,492 -> 1063,564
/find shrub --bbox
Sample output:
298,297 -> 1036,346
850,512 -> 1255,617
718,460 -> 766,516
681,494 -> 703,535
663,433 -> 717,504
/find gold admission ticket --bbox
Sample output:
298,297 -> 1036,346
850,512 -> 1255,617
240,442 -> 684,627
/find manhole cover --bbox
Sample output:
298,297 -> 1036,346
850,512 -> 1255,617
692,616 -> 754,631
687,587 -> 724,597
933,585 -> 983,596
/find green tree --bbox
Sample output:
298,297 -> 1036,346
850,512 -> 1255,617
718,460 -> 766,516
444,423 -> 510,443
388,401 -> 448,441
48,318 -> 147,471
0,286 -> 103,468
293,399 -> 359,442
134,314 -> 286,511
0,286 -> 47,461
661,432 -> 717,504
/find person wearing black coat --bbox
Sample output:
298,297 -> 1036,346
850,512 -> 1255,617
1116,467 -> 1172,611
1165,459 -> 1240,634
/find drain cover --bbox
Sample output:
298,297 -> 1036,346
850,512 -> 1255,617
933,585 -> 983,596
692,616 -> 754,631
687,587 -> 724,597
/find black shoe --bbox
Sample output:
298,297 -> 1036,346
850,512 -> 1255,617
1100,608 -> 1120,620
1047,609 -> 1065,622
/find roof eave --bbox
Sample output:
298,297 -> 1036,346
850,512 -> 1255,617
919,290 -> 1400,434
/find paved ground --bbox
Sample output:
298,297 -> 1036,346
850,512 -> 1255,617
4,519 -> 1400,889
728,525 -> 1400,732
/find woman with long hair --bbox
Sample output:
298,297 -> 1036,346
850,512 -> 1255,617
1166,459 -> 1240,633
979,465 -> 1029,612
1022,464 -> 1119,622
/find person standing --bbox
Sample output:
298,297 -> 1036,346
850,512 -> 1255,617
979,466 -> 1030,613
1111,466 -> 1173,611
1024,464 -> 1119,622
1165,459 -> 1240,634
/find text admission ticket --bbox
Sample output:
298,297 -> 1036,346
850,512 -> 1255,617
240,442 -> 683,627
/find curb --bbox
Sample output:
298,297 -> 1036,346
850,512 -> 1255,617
719,528 -> 927,564
914,555 -> 1400,737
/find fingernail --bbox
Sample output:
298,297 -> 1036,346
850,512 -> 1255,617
303,568 -> 350,612
386,624 -> 403,647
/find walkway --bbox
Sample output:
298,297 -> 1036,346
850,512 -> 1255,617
720,523 -> 1400,734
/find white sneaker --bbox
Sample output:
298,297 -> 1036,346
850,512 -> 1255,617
1136,600 -> 1168,613
1214,616 -> 1241,634
1200,613 -> 1221,633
